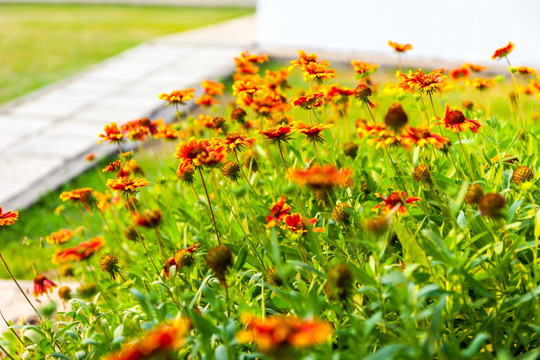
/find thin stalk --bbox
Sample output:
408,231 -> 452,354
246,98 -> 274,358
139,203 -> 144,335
428,93 -> 446,135
97,207 -> 134,264
0,251 -> 42,321
78,204 -> 95,237
277,142 -> 289,171
505,56 -> 526,133
456,132 -> 474,181
197,167 -> 221,245
419,94 -> 431,125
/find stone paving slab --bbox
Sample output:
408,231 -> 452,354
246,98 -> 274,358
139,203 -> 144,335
0,15 -> 256,211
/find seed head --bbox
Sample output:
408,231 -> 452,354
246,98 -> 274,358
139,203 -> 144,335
231,107 -> 247,124
478,193 -> 506,218
462,100 -> 474,111
206,245 -> 233,281
242,150 -> 259,172
327,264 -> 354,301
465,184 -> 484,205
174,249 -> 195,268
124,225 -> 139,241
58,286 -> 72,301
354,84 -> 372,101
177,168 -> 195,185
222,161 -> 241,181
384,103 -> 408,130
266,267 -> 283,287
100,255 -> 120,279
365,216 -> 389,236
413,164 -> 431,182
332,203 -> 351,224
512,166 -> 533,185
343,142 -> 359,159
59,264 -> 74,277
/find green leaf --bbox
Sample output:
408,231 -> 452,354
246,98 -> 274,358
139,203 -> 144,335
394,218 -> 429,267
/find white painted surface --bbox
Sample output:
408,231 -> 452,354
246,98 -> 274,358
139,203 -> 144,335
256,0 -> 540,66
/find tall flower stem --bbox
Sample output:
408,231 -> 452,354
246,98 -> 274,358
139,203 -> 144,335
97,207 -> 134,264
456,132 -> 474,181
505,57 -> 526,133
0,251 -> 42,321
312,141 -> 323,165
78,204 -> 95,237
277,142 -> 289,171
428,93 -> 446,135
419,95 -> 431,125
365,103 -> 377,123
174,104 -> 184,132
197,167 -> 221,245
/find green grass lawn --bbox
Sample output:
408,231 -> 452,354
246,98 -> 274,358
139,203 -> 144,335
0,3 -> 253,105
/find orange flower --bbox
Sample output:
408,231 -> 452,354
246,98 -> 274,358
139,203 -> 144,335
259,124 -> 293,143
103,160 -> 122,173
174,137 -> 227,174
289,165 -> 352,189
366,127 -> 403,149
293,121 -> 333,143
52,237 -> 106,264
158,88 -> 195,106
60,188 -> 96,212
449,67 -> 470,81
103,318 -> 191,360
438,105 -> 481,133
401,125 -> 450,150
397,69 -> 447,94
289,50 -> 336,82
98,122 -> 124,144
237,315 -> 332,354
325,84 -> 354,99
201,79 -> 225,96
85,153 -> 95,161
154,123 -> 179,140
282,213 -> 324,234
467,77 -> 495,91
373,191 -> 421,215
266,195 -> 292,228
0,206 -> 19,227
224,132 -> 255,151
293,91 -> 325,109
195,94 -> 217,107
289,50 -> 320,71
388,40 -> 413,53
107,177 -> 150,196
120,118 -> 161,141
491,41 -> 515,60
248,92 -> 291,117
464,63 -> 487,73
351,60 -> 378,78
234,51 -> 268,75
517,66 -> 536,76
33,275 -> 57,297
265,68 -> 291,91
46,229 -> 74,245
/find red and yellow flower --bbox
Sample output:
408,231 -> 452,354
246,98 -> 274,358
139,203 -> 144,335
292,91 -> 325,109
388,41 -> 413,53
259,124 -> 293,143
351,60 -> 378,78
397,69 -> 447,94
266,195 -> 292,228
438,105 -> 481,133
401,125 -> 450,150
52,237 -> 106,264
449,67 -> 470,81
174,137 -> 227,174
467,77 -> 495,91
464,63 -> 487,73
373,191 -> 421,215
289,165 -> 352,189
224,132 -> 255,151
491,41 -> 515,60
0,206 -> 19,227
293,121 -> 333,143
237,314 -> 332,354
281,213 -> 324,234
107,177 -> 150,196
158,88 -> 195,106
98,122 -> 124,144
33,275 -> 57,297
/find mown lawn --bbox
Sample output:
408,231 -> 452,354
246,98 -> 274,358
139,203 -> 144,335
0,3 -> 253,104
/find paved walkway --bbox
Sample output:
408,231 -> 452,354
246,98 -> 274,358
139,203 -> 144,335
0,15 -> 256,211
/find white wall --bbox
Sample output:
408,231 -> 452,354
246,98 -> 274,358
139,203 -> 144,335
257,0 -> 540,66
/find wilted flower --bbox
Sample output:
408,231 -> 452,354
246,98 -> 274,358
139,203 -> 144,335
384,103 -> 408,130
174,244 -> 199,269
133,209 -> 162,228
60,188 -> 96,212
413,164 -> 431,182
221,161 -> 241,181
58,286 -> 72,301
354,84 -> 374,108
33,275 -> 57,297
343,142 -> 358,158
465,184 -> 484,205
364,216 -> 390,235
327,264 -> 354,301
332,202 -> 352,224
